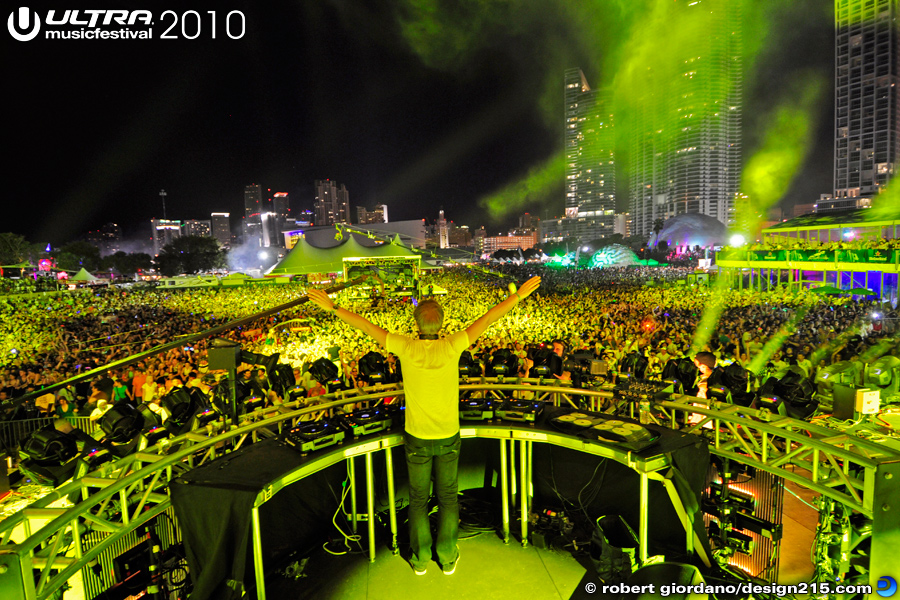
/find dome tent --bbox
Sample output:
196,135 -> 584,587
651,213 -> 728,249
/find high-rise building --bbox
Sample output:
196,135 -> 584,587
613,213 -> 633,238
314,179 -> 351,226
211,213 -> 231,247
272,192 -> 290,245
294,209 -> 314,227
243,184 -> 263,246
563,69 -> 616,242
357,204 -> 388,224
834,0 -> 899,199
437,210 -> 449,249
448,224 -> 472,247
244,184 -> 262,220
518,212 -> 540,231
151,219 -> 182,256
184,219 -> 212,238
629,0 -> 742,237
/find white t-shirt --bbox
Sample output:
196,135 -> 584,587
386,330 -> 470,439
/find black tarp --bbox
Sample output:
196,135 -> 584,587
170,439 -> 348,600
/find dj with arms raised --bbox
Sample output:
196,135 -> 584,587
308,276 -> 541,575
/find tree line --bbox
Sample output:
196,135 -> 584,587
0,232 -> 226,278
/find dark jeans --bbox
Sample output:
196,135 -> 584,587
405,431 -> 461,569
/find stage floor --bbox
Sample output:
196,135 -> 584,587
262,478 -> 818,600
264,528 -> 590,600
263,491 -> 817,600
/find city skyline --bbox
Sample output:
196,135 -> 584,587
6,1 -> 836,246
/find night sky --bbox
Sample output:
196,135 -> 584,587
6,0 -> 834,246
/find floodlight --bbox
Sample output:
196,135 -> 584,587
359,351 -> 388,383
488,349 -> 518,376
99,402 -> 145,443
864,356 -> 900,393
729,234 -> 746,247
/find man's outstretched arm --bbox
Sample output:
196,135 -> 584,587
308,289 -> 389,348
465,276 -> 541,342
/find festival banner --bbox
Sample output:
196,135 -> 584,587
838,249 -> 867,263
867,249 -> 894,263
750,250 -> 785,261
792,249 -> 834,262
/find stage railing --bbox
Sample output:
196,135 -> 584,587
1,383 -> 898,599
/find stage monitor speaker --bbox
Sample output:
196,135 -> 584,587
208,346 -> 241,371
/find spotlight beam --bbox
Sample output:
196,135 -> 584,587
747,306 -> 810,375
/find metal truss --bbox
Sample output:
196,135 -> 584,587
1,383 -> 898,599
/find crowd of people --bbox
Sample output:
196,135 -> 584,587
0,262 -> 897,427
737,236 -> 900,252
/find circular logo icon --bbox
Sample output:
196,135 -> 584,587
8,7 -> 40,42
877,576 -> 898,598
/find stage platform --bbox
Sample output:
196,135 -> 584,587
264,527 -> 589,600
262,479 -> 817,600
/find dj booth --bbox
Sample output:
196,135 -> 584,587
170,406 -> 709,600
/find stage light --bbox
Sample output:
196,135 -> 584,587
459,351 -> 480,377
243,396 -> 265,411
143,427 -> 170,445
308,357 -> 338,384
758,366 -> 817,419
268,363 -> 296,396
258,251 -> 268,260
18,426 -> 80,486
359,351 -> 388,383
709,363 -> 753,406
729,234 -> 746,247
136,402 -> 163,430
871,312 -> 881,319
619,352 -> 648,379
488,349 -> 518,376
241,350 -> 280,374
864,355 -> 900,393
161,388 -> 197,428
99,402 -> 145,444
708,386 -> 733,404
531,347 -> 562,377
21,426 -> 78,464
815,361 -> 864,399
662,358 -> 698,394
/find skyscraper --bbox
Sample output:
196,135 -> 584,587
563,68 -> 616,242
834,0 -> 899,200
211,213 -> 231,247
437,210 -> 449,248
273,192 -> 290,230
243,184 -> 263,246
183,219 -> 212,238
629,0 -> 742,237
314,179 -> 351,226
150,219 -> 182,256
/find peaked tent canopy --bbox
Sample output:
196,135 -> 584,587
70,268 -> 100,281
266,233 -> 420,276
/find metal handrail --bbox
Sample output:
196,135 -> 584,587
3,382 -> 899,599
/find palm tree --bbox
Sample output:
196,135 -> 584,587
652,218 -> 665,248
